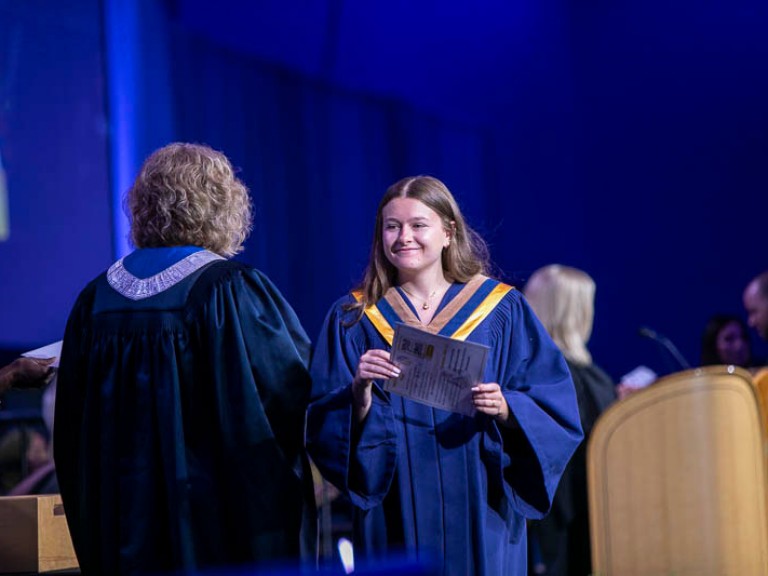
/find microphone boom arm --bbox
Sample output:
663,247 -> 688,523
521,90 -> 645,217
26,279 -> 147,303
638,326 -> 691,371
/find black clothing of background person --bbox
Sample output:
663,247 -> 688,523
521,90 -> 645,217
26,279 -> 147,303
531,361 -> 616,576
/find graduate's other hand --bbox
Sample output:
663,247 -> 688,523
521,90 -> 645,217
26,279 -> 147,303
472,382 -> 515,426
354,349 -> 400,383
352,349 -> 400,423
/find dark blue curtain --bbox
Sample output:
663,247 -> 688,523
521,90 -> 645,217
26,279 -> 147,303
165,6 -> 768,378
5,0 -> 768,385
0,0 -> 111,350
168,28 -> 500,339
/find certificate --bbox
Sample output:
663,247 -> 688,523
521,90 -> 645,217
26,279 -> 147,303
22,340 -> 63,368
384,324 -> 489,416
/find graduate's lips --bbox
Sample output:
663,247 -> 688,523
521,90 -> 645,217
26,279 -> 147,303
393,246 -> 421,254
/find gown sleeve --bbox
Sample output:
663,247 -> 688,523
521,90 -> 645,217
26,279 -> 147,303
205,267 -> 313,468
490,292 -> 584,519
189,264 -> 315,527
305,300 -> 398,510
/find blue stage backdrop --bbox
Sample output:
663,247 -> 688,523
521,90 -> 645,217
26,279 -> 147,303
0,0 -> 112,352
1,0 -> 768,381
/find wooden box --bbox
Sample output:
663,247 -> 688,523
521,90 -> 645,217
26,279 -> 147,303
0,495 -> 79,573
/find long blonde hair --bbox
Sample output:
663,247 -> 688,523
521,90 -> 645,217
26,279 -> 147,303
524,264 -> 595,365
347,175 -> 490,317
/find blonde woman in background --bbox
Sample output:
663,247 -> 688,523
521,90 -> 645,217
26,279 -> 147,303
523,264 -> 617,576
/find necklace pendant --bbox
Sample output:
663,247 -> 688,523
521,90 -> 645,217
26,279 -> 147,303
422,302 -> 430,310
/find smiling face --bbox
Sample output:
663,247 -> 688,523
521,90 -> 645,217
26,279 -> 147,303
381,197 -> 451,281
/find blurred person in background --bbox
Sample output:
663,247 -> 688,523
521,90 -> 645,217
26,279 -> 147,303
743,271 -> 768,342
524,264 -> 617,576
700,314 -> 756,368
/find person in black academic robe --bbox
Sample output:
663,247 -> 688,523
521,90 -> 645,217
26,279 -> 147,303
54,143 -> 315,576
306,176 -> 583,576
524,264 -> 618,576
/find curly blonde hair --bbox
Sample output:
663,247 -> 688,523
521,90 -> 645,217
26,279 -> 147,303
127,143 -> 252,257
348,175 -> 490,316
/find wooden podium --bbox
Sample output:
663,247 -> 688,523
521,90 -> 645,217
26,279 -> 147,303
0,495 -> 79,573
587,366 -> 768,575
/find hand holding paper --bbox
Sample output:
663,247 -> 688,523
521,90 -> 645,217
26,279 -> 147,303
0,356 -> 56,394
0,340 -> 65,392
353,348 -> 401,422
471,382 -> 510,423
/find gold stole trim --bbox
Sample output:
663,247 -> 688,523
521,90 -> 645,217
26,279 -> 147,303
352,291 -> 395,344
352,275 -> 513,345
384,275 -> 488,336
450,282 -> 513,341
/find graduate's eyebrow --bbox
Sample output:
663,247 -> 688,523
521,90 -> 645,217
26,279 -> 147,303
384,216 -> 430,224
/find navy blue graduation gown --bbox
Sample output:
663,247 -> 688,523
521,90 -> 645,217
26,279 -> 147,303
306,280 -> 583,575
54,252 -> 314,575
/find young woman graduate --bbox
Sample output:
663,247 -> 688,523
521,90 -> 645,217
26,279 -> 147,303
54,143 -> 315,575
306,176 -> 583,575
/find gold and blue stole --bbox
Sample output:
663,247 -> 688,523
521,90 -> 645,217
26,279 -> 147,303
352,275 -> 514,345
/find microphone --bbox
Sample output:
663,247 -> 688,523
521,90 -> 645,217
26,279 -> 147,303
638,326 -> 691,370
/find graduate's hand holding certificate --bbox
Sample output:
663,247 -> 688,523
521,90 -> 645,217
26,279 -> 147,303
352,348 -> 401,422
385,324 -> 489,416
